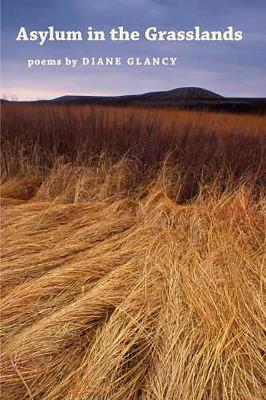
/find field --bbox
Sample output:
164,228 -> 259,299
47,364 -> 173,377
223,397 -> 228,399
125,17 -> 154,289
1,104 -> 266,399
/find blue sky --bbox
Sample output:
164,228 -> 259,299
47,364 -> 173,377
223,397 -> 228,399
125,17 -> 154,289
1,0 -> 266,99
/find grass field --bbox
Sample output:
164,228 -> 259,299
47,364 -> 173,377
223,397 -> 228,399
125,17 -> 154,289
1,104 -> 266,399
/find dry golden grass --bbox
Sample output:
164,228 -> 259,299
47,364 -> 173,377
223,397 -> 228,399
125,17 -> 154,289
1,104 -> 266,399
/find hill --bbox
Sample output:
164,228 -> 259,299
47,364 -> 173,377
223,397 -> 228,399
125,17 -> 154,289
53,87 -> 223,103
138,87 -> 224,100
2,87 -> 266,113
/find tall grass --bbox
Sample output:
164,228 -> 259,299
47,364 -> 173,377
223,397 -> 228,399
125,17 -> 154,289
1,104 -> 266,399
1,104 -> 266,200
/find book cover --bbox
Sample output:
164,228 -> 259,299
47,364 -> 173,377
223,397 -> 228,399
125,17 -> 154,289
1,1 -> 266,399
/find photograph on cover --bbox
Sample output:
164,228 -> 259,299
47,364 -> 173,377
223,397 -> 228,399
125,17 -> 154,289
1,1 -> 266,399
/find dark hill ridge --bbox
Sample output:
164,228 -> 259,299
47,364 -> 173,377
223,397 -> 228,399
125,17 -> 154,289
1,87 -> 266,113
53,87 -> 223,103
138,87 -> 223,100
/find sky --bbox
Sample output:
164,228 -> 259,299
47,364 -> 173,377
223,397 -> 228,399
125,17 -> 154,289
1,0 -> 266,100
